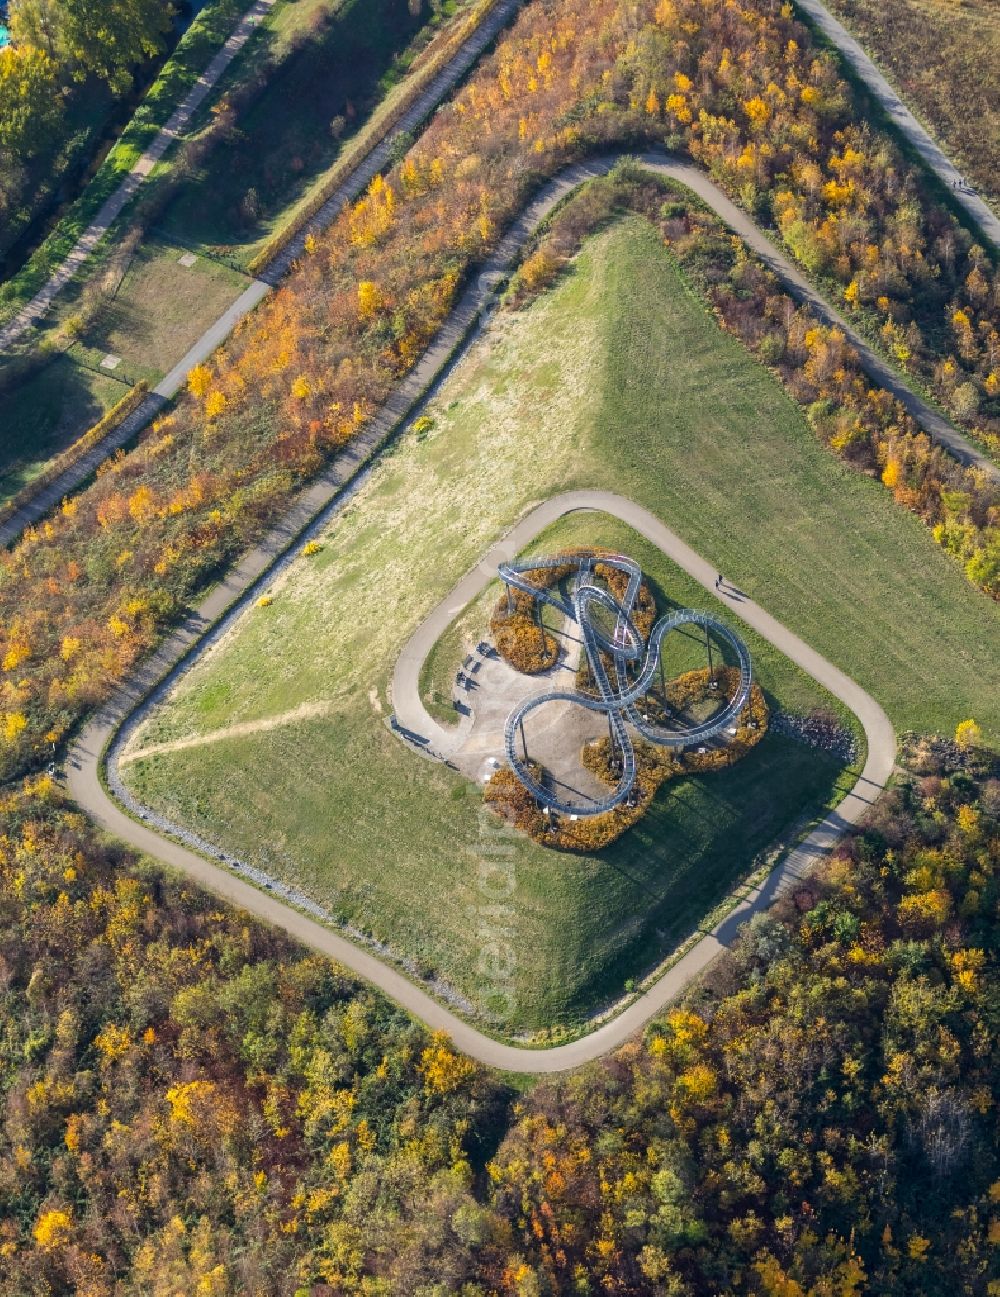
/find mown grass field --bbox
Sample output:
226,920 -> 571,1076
122,216 -> 1000,1028
66,239 -> 251,387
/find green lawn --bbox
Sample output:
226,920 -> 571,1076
121,216 -> 1000,1029
124,213 -> 988,1032
0,356 -> 130,506
66,238 -> 250,386
123,507 -> 850,1033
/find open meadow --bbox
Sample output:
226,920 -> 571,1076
120,216 -> 1000,1028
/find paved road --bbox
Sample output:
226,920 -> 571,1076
70,489 -> 895,1073
793,0 -> 1000,253
0,0 -> 278,351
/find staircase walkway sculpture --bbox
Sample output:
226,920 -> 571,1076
499,553 -> 752,814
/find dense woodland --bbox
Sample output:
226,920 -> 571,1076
1,4 -> 999,1286
1,736 -> 995,1292
2,0 -> 1000,784
0,0 -> 177,261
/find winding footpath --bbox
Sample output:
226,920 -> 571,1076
3,150 -> 995,550
10,3 -> 992,1072
794,0 -> 1000,254
72,490 -> 894,1073
3,1 -> 997,545
64,145 -> 909,1069
0,0 -> 279,351
60,150 -> 996,1072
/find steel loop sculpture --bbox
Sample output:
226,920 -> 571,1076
499,552 -> 753,816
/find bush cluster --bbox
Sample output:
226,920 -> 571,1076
2,0 -> 999,786
484,667 -> 768,852
489,591 -> 559,674
491,548 -> 657,677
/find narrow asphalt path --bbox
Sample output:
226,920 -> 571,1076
70,490 -> 895,1073
0,0 -> 278,351
0,0 -> 530,548
793,0 -> 1000,253
11,146 -> 994,554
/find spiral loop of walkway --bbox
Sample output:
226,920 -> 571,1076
499,553 -> 753,815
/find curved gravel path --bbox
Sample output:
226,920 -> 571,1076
794,0 -> 1000,253
70,489 -> 894,1072
66,151 -> 986,1070
4,142 -> 994,549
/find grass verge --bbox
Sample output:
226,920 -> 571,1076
0,357 -> 131,506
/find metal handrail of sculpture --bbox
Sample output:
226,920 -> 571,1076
499,552 -> 753,817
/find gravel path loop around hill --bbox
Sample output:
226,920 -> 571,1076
69,482 -> 895,1073
63,150 -> 973,1070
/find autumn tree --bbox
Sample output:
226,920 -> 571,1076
0,44 -> 62,157
19,0 -> 173,92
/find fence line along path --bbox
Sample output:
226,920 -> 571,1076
258,0 -> 528,283
0,0 -> 279,353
